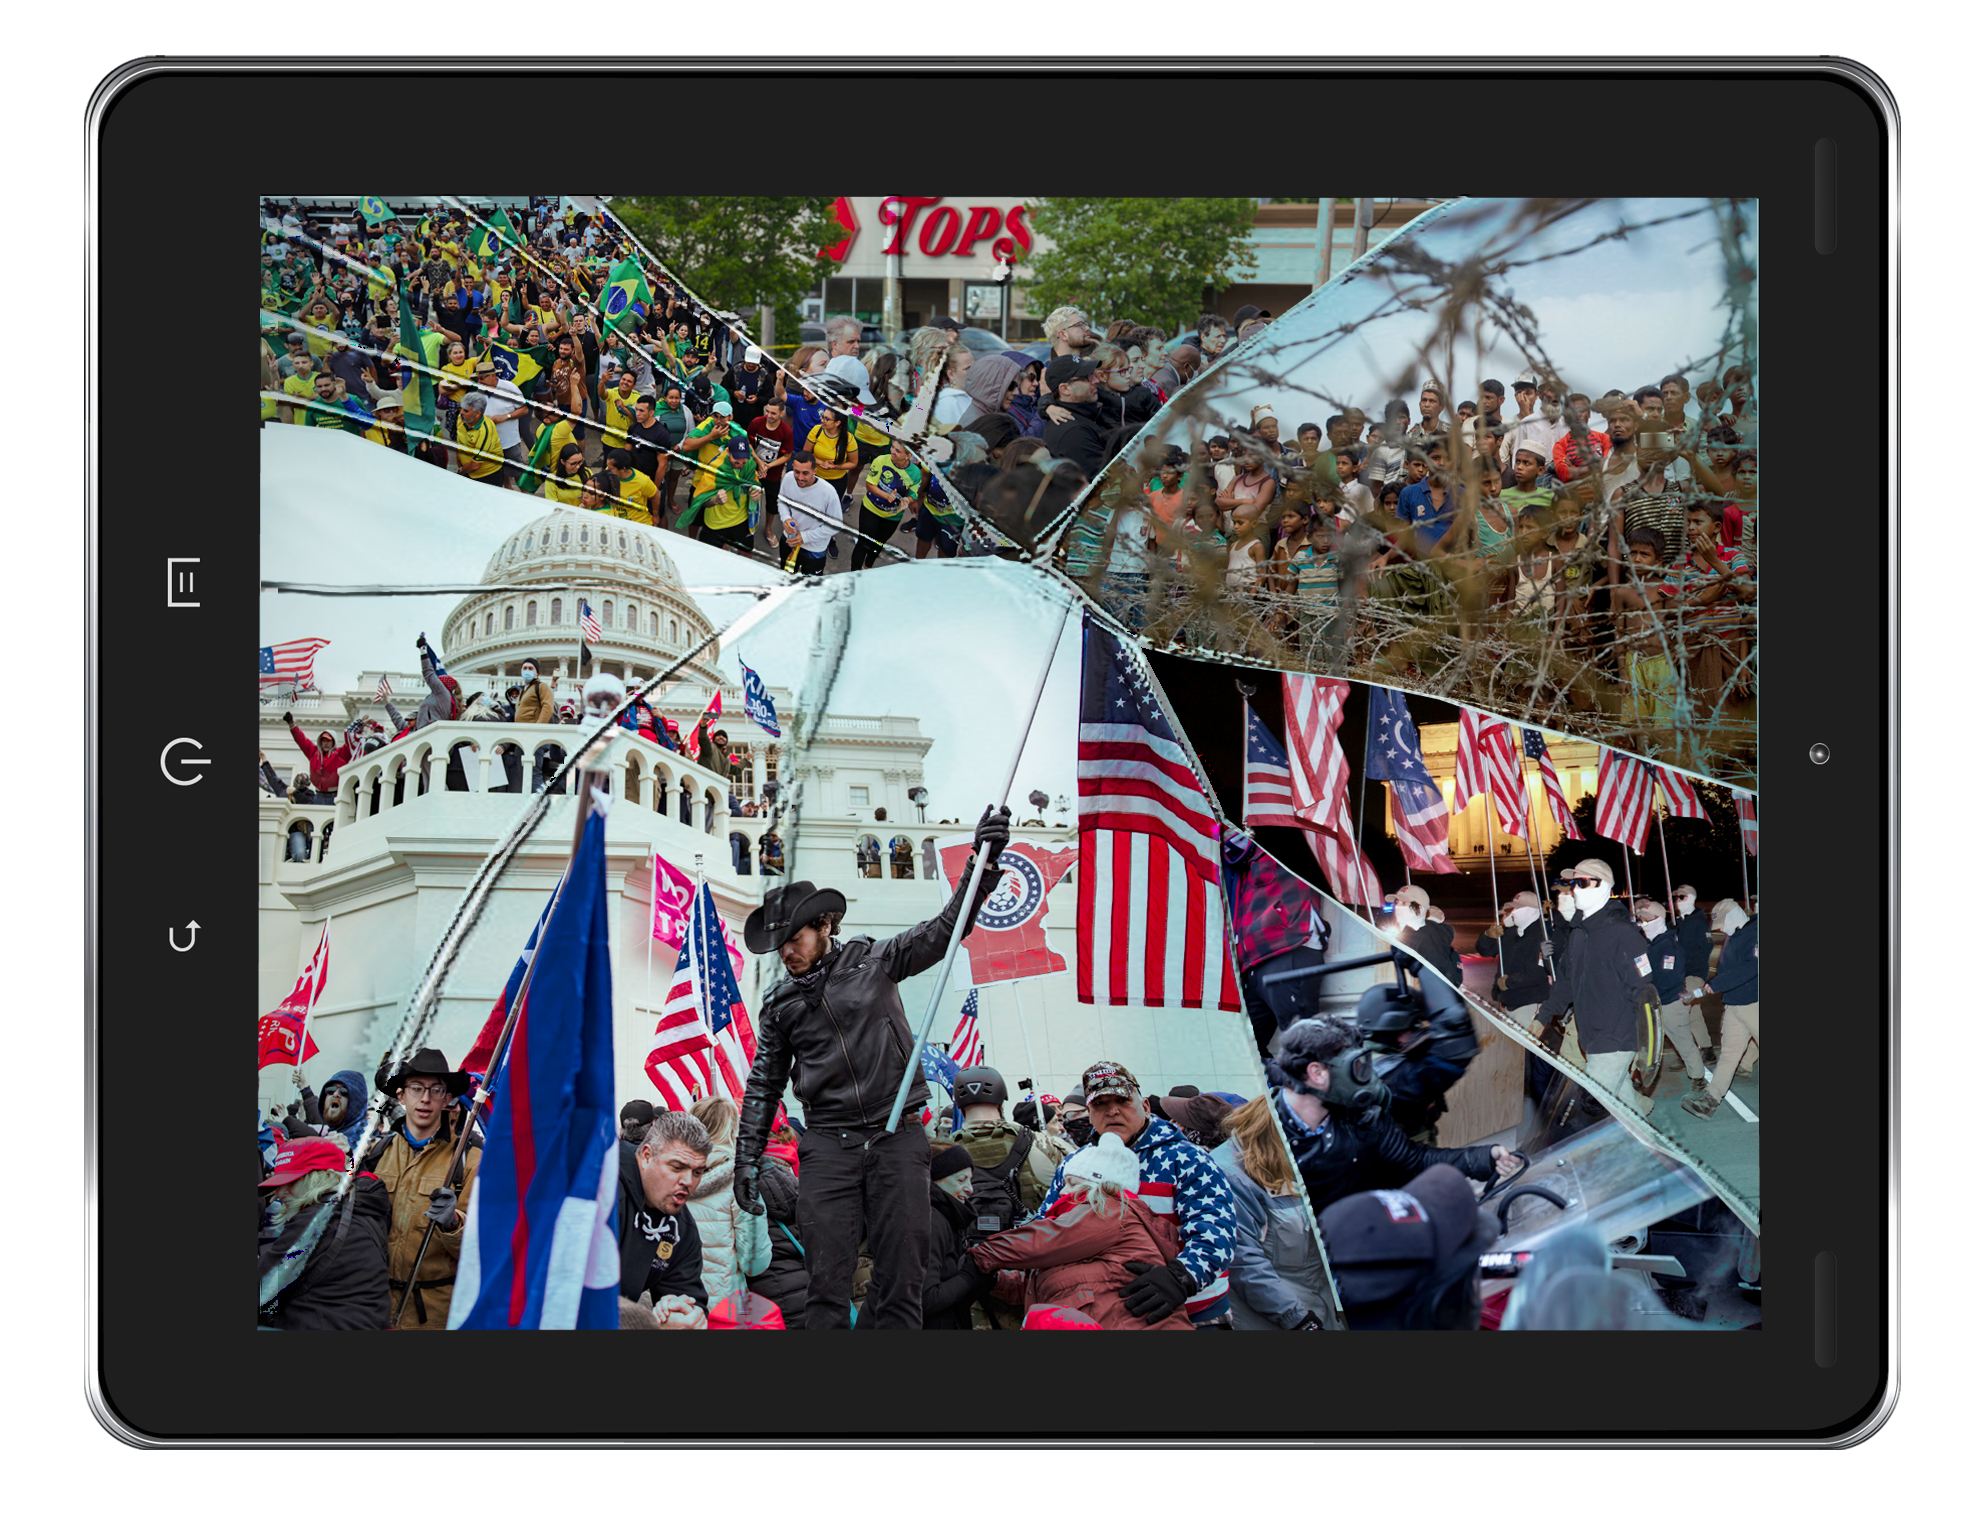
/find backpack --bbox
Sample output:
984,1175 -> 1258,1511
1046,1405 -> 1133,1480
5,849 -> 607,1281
965,1128 -> 1035,1240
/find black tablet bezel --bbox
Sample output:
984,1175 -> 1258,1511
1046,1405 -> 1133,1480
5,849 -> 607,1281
87,58 -> 1897,1447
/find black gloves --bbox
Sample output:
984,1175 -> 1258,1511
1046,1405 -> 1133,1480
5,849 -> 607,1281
973,803 -> 1012,867
416,633 -> 428,648
734,1156 -> 764,1217
281,1108 -> 311,1139
1120,1258 -> 1194,1323
300,1086 -> 321,1125
282,711 -> 293,726
423,1184 -> 460,1231
1295,1311 -> 1324,1331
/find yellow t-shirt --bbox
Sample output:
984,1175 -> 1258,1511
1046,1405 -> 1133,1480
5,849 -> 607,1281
301,318 -> 338,358
606,469 -> 660,523
431,238 -> 463,270
601,386 -> 640,447
454,414 -> 506,478
366,267 -> 396,303
542,472 -> 595,505
438,359 -> 479,404
281,374 -> 316,423
805,424 -> 858,481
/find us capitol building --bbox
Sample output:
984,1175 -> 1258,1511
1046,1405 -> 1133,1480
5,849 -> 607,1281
258,509 -> 1268,1115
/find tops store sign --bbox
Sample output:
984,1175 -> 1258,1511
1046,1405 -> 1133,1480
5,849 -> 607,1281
822,197 -> 1038,279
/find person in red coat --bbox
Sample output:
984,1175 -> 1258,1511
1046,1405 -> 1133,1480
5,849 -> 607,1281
970,1133 -> 1192,1331
286,715 -> 357,793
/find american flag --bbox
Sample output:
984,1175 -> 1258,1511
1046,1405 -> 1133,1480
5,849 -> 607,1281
1242,707 -> 1301,829
646,876 -> 757,1109
1735,793 -> 1758,856
949,988 -> 984,1068
1259,676 -> 1381,905
579,599 -> 603,644
1364,687 -> 1458,874
1522,728 -> 1584,840
1453,708 -> 1529,838
1658,765 -> 1707,821
259,637 -> 330,688
1076,617 -> 1238,1010
375,673 -> 393,703
1595,748 -> 1654,853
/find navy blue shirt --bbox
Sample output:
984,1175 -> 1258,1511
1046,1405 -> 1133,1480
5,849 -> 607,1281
1397,479 -> 1460,548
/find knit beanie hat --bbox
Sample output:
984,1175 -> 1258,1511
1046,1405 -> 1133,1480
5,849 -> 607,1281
1059,1132 -> 1140,1194
930,1144 -> 975,1182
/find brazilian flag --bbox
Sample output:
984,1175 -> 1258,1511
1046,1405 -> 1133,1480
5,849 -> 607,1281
599,256 -> 651,336
397,298 -> 436,447
469,208 -> 522,262
487,340 -> 544,393
358,195 -> 395,227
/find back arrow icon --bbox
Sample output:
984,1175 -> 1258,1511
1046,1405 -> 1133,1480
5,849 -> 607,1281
169,922 -> 201,951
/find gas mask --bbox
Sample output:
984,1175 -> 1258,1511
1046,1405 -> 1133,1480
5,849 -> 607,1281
1313,1045 -> 1391,1116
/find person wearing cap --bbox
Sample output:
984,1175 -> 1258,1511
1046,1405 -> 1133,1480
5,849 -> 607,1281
1035,1059 -> 1239,1328
1634,899 -> 1706,1094
1502,370 -> 1567,472
728,344 -> 775,428
257,1137 -> 393,1331
691,428 -> 763,556
1532,859 -> 1658,1117
732,803 -> 1014,1330
970,1131 -> 1197,1332
1392,884 -> 1462,988
360,390 -> 406,449
357,1048 -> 484,1330
1040,354 -> 1110,481
1317,1164 -> 1494,1330
1679,900 -> 1758,1120
619,1099 -> 658,1145
922,1144 -> 991,1329
1475,889 -> 1555,1019
1271,1014 -> 1518,1216
673,402 -> 743,537
1668,884 -> 1719,1056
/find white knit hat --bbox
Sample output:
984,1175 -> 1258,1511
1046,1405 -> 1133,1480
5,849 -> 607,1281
1059,1132 -> 1140,1194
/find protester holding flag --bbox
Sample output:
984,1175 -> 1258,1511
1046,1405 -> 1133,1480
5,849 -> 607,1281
359,1049 -> 483,1330
1474,890 -> 1553,1016
734,804 -> 1013,1331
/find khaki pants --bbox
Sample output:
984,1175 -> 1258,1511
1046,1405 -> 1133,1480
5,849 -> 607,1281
1684,976 -> 1716,1050
1584,1048 -> 1654,1116
1659,993 -> 1708,1081
1705,1000 -> 1759,1101
1520,1004 -> 1581,1069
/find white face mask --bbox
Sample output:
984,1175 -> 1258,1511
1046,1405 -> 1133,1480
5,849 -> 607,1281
1396,905 -> 1426,932
1510,905 -> 1541,931
1557,893 -> 1577,921
521,668 -> 537,682
1716,904 -> 1750,935
1639,916 -> 1667,940
1674,894 -> 1695,917
1574,881 -> 1613,915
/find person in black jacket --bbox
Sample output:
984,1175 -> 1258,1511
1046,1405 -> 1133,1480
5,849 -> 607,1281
748,1149 -> 809,1329
1271,1015 -> 1518,1214
923,1145 -> 989,1329
617,1113 -> 712,1325
257,1138 -> 392,1331
1635,899 -> 1707,1093
1040,355 -> 1111,481
733,805 -> 1012,1330
1670,883 -> 1720,1056
1474,890 -> 1554,1018
1681,902 -> 1759,1120
1534,859 -> 1657,1116
1393,884 -> 1463,989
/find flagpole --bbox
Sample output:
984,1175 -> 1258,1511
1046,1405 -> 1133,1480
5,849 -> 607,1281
1739,795 -> 1754,907
1480,777 -> 1502,929
1653,788 -> 1679,922
293,914 -> 330,1091
392,768 -> 599,1328
1511,760 -> 1554,962
1009,978 -> 1046,1124
885,598 -> 1073,1134
1353,702 -> 1380,918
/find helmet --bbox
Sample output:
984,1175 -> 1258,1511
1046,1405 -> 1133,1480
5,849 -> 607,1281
1356,983 -> 1424,1047
951,1066 -> 1009,1109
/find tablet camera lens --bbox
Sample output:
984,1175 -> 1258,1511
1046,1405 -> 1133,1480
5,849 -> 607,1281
1810,742 -> 1831,765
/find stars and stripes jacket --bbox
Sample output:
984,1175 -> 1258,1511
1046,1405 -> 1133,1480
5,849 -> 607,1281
1042,1114 -> 1237,1324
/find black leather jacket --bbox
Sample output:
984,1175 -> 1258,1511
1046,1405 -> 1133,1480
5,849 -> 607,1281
1277,1090 -> 1497,1215
738,867 -> 1004,1147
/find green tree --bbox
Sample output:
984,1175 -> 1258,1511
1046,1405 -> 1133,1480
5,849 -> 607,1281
610,196 -> 843,347
1022,198 -> 1260,336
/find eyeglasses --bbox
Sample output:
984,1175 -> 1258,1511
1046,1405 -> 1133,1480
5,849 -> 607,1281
401,1081 -> 448,1099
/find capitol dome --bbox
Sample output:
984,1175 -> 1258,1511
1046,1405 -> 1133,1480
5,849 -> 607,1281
440,508 -> 721,687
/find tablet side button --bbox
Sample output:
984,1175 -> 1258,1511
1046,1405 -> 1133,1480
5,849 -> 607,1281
1815,139 -> 1838,254
1814,1251 -> 1838,1366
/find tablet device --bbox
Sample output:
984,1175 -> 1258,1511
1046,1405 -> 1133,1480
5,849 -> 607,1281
87,58 -> 1896,1447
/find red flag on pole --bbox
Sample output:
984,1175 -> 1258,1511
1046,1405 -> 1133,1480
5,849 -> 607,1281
258,920 -> 328,1070
937,839 -> 1076,983
684,688 -> 724,760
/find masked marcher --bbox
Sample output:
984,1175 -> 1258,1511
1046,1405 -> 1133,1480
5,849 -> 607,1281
1670,884 -> 1719,1056
1532,859 -> 1658,1117
1270,1015 -> 1519,1214
1680,900 -> 1759,1120
1392,883 -> 1463,988
1318,1164 -> 1494,1330
257,1137 -> 393,1331
513,656 -> 557,724
1635,900 -> 1706,1093
948,1065 -> 1074,1328
733,805 -> 1014,1329
1059,1091 -> 1092,1149
358,1048 -> 483,1330
1475,889 -> 1554,1021
1212,1096 -> 1331,1330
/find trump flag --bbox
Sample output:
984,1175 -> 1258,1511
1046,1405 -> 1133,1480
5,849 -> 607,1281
938,839 -> 1076,983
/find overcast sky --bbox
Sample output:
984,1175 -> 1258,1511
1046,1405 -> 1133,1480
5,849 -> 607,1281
1200,197 -> 1758,437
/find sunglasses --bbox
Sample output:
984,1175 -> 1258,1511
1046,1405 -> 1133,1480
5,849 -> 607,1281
1564,877 -> 1604,890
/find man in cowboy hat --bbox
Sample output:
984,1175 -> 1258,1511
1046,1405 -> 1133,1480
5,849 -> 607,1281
358,1047 -> 483,1330
733,805 -> 1013,1329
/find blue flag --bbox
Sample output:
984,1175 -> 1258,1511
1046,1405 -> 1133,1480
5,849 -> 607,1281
739,658 -> 781,737
449,806 -> 620,1330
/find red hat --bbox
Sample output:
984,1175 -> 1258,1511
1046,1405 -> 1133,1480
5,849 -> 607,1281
259,1137 -> 348,1188
1024,1303 -> 1102,1330
708,1291 -> 786,1330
